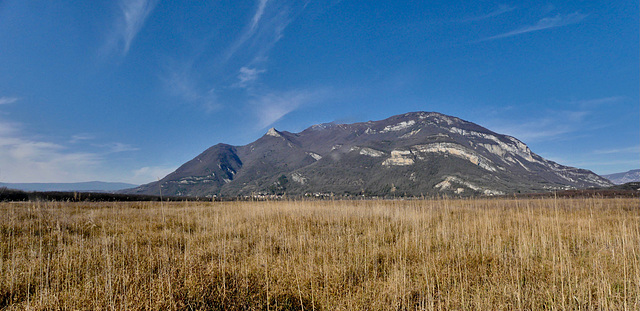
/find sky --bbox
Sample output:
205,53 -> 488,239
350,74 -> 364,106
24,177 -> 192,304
0,0 -> 637,184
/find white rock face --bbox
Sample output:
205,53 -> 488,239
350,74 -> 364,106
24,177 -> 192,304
382,150 -> 414,166
266,127 -> 281,137
432,114 -> 457,125
291,173 -> 307,184
380,120 -> 416,133
434,178 -> 453,190
544,165 -> 611,187
412,143 -> 497,172
512,157 -> 531,171
307,152 -> 322,161
448,127 -> 539,164
172,173 -> 216,185
310,123 -> 330,130
400,128 -> 421,139
434,176 -> 504,196
483,189 -> 505,196
479,143 -> 506,157
359,147 -> 385,157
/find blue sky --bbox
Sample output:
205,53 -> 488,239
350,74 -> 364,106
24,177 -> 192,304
0,0 -> 637,184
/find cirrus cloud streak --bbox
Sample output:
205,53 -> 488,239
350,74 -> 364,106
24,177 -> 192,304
481,12 -> 588,41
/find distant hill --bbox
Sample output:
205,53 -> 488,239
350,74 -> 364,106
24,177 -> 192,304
126,111 -> 613,197
609,182 -> 640,191
0,181 -> 138,192
603,169 -> 640,185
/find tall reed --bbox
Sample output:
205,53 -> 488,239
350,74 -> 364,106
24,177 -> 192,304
1,198 -> 638,310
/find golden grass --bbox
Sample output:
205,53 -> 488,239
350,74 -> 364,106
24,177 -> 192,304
0,198 -> 638,310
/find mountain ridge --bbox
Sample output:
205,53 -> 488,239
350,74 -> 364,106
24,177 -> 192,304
127,111 -> 613,197
1,181 -> 139,192
603,169 -> 640,185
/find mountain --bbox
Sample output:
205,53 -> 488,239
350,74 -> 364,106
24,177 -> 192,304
0,181 -> 139,192
127,112 -> 613,197
603,169 -> 640,185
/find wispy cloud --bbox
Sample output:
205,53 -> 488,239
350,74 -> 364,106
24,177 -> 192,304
222,0 -> 269,62
0,127 -> 102,183
69,134 -> 95,144
131,165 -> 177,184
251,0 -> 270,32
569,96 -> 625,108
593,146 -> 640,155
162,0 -> 307,114
72,134 -> 138,153
568,160 -> 640,174
223,0 -> 293,62
251,89 -> 327,129
482,12 -> 588,41
0,123 -> 16,136
486,101 -> 608,143
0,97 -> 18,105
490,112 -> 584,142
230,1 -> 321,128
494,122 -> 573,142
536,148 -> 640,175
163,65 -> 220,112
485,96 -> 626,144
457,5 -> 515,23
104,0 -> 158,56
234,66 -> 267,89
93,142 -> 140,153
0,115 -> 138,182
0,131 -> 145,183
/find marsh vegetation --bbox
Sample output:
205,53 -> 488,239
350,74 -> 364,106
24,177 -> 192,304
1,198 -> 638,310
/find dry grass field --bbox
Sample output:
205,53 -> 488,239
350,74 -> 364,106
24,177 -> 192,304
1,197 -> 638,310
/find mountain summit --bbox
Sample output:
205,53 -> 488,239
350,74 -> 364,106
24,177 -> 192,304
128,112 -> 613,197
